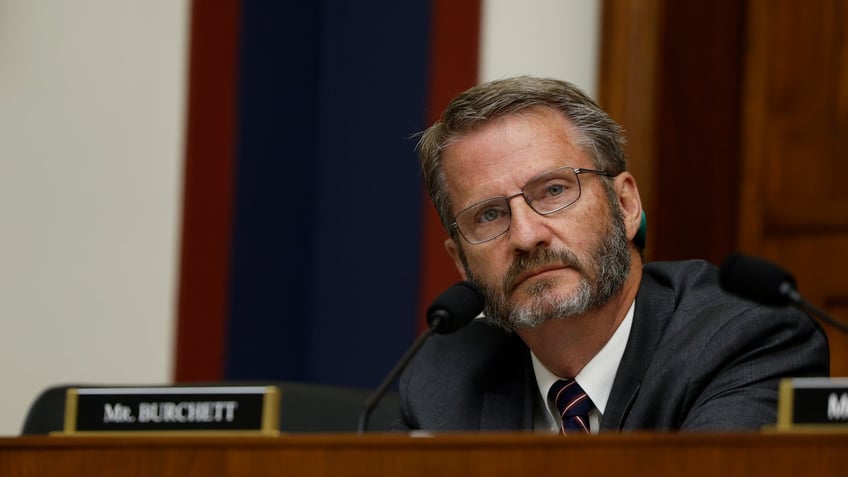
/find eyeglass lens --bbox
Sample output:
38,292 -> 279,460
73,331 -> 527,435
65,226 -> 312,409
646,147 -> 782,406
454,167 -> 583,244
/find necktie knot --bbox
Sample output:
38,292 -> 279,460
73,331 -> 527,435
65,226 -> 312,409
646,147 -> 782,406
548,378 -> 593,434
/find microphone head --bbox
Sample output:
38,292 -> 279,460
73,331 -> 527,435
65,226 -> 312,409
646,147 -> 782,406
719,253 -> 797,306
426,281 -> 485,334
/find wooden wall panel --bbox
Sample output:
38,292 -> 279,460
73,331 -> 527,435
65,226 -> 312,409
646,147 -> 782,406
739,0 -> 848,374
753,0 -> 848,231
599,0 -> 664,260
600,0 -> 745,265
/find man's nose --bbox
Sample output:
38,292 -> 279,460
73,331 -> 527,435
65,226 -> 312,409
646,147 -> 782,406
506,196 -> 551,253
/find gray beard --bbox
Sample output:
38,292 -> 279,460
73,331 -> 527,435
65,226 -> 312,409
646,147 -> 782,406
469,206 -> 631,332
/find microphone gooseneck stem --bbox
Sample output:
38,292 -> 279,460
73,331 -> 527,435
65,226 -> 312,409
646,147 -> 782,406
795,299 -> 848,334
355,281 -> 482,434
356,325 -> 439,434
781,281 -> 848,333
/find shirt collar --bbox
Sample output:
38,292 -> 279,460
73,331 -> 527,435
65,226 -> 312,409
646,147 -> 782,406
532,300 -> 635,419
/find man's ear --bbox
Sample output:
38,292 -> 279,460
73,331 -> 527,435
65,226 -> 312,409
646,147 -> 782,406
445,237 -> 469,280
613,172 -> 643,242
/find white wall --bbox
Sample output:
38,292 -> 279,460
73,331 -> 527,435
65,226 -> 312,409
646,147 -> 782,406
0,1 -> 188,435
480,0 -> 601,98
0,0 -> 598,436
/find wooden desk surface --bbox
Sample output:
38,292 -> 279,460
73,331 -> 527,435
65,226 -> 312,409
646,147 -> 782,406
2,432 -> 847,476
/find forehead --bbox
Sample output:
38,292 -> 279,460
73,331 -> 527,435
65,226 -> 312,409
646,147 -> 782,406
441,107 -> 592,210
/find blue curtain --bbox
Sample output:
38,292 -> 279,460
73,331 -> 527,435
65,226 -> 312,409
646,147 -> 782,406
225,0 -> 430,388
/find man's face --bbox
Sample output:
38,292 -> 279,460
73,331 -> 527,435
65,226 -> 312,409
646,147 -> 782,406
441,107 -> 632,331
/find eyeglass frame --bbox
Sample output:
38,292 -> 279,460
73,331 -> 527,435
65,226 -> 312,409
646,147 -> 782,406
448,166 -> 617,245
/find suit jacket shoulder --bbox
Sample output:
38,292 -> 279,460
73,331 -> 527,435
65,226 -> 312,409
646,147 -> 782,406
604,259 -> 830,430
396,317 -> 534,431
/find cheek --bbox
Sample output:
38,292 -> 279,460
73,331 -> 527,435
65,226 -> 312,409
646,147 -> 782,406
561,193 -> 612,243
463,247 -> 510,281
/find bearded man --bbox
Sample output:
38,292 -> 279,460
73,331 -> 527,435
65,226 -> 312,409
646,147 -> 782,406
396,76 -> 829,433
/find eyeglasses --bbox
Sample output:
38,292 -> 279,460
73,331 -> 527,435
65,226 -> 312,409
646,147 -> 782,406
449,166 -> 616,244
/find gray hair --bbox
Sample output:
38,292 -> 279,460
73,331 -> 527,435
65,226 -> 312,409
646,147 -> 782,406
417,76 -> 627,231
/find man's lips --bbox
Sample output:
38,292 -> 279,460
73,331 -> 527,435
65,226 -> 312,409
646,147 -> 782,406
510,265 -> 569,290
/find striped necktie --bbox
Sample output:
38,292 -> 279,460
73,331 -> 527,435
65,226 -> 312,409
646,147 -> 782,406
548,378 -> 593,435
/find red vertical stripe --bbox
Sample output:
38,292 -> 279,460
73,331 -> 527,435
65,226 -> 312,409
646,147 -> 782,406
418,0 -> 481,330
174,0 -> 241,382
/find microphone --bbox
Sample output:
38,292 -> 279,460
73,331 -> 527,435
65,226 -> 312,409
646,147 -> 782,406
719,253 -> 848,333
356,281 -> 484,434
426,280 -> 486,333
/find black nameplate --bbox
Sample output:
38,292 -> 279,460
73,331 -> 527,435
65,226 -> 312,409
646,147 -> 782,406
62,386 -> 280,435
776,377 -> 848,431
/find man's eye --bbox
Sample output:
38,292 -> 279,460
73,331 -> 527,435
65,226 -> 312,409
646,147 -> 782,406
546,184 -> 566,197
477,207 -> 507,224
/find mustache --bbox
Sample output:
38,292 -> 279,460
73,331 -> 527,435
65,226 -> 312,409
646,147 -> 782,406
503,248 -> 583,293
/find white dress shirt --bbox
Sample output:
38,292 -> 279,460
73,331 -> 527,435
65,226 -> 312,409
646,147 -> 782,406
532,300 -> 635,434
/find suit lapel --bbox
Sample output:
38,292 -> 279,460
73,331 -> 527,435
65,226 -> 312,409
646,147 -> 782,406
602,269 -> 675,430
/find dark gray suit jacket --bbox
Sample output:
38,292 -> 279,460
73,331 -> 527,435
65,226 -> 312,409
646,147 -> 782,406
397,260 -> 830,431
